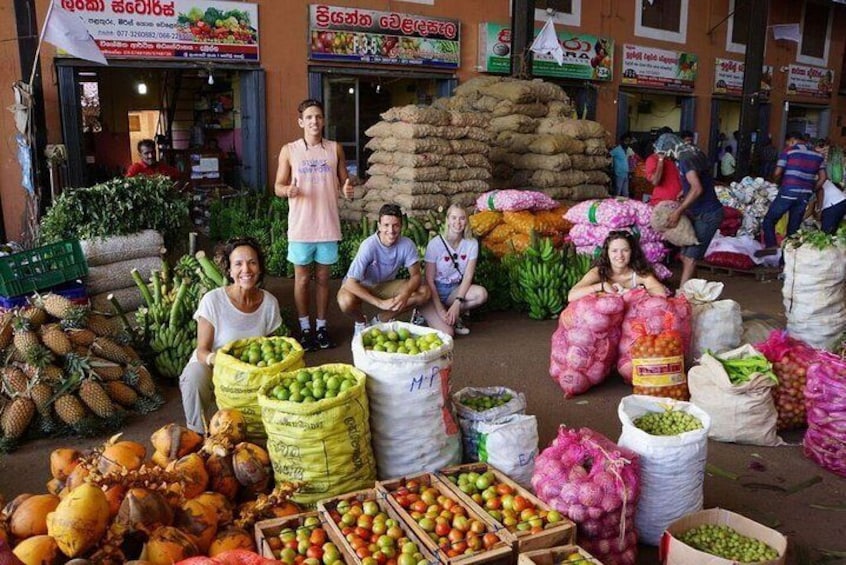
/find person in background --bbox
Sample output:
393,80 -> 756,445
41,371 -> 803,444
720,146 -> 737,180
756,132 -> 827,257
126,139 -> 181,181
680,130 -> 695,145
754,135 -> 779,181
727,130 -> 740,157
274,99 -> 354,351
179,237 -> 283,434
338,203 -> 431,336
609,133 -> 632,198
417,205 -> 488,337
815,138 -> 830,165
568,230 -> 668,301
664,135 -> 725,288
645,132 -> 683,206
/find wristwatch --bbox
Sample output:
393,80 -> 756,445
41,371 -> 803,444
456,297 -> 466,303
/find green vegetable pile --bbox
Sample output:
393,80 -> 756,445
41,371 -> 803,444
460,393 -> 513,411
678,524 -> 779,562
784,224 -> 846,250
633,409 -> 703,436
39,176 -> 189,247
709,351 -> 778,385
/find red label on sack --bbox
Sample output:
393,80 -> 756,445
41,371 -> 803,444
632,355 -> 685,387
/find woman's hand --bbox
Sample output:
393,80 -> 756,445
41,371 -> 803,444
443,301 -> 460,326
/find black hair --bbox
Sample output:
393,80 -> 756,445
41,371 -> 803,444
594,231 -> 653,282
297,99 -> 324,116
378,203 -> 403,222
679,130 -> 694,140
656,126 -> 674,136
724,146 -> 733,154
137,138 -> 155,152
219,237 -> 266,285
786,131 -> 804,142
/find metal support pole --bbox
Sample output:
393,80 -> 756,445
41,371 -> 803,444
737,0 -> 769,179
510,0 -> 535,78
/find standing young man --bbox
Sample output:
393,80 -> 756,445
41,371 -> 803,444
338,203 -> 431,336
274,99 -> 354,351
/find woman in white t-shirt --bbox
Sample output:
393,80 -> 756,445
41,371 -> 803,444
179,237 -> 283,433
417,205 -> 488,336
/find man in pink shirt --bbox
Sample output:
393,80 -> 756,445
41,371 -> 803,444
274,99 -> 354,351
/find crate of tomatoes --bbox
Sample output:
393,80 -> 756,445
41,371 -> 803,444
437,463 -> 575,553
317,488 -> 439,565
376,473 -> 513,565
255,510 -> 349,563
517,544 -> 603,565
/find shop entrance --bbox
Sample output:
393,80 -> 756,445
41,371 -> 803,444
616,90 -> 695,159
782,103 -> 831,141
708,98 -> 771,177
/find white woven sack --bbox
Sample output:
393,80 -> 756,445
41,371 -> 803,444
477,414 -> 538,489
688,346 -> 783,446
453,386 -> 526,462
783,244 -> 846,350
351,322 -> 461,479
689,300 -> 742,360
617,395 -> 711,546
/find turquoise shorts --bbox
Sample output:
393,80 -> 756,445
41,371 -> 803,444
287,241 -> 339,266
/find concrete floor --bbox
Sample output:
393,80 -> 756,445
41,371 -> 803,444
1,270 -> 844,564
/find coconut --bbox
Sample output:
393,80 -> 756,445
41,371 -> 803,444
145,526 -> 199,565
208,410 -> 247,443
10,494 -> 60,539
169,453 -> 209,499
49,448 -> 81,481
193,492 -> 234,527
45,479 -> 64,497
4,494 -> 33,520
12,535 -> 62,565
150,424 -> 202,462
268,501 -> 302,518
208,527 -> 255,556
231,443 -> 271,494
206,453 -> 239,499
103,484 -> 127,519
64,465 -> 90,492
98,441 -> 145,474
46,483 -> 110,557
117,488 -> 174,535
175,499 -> 219,554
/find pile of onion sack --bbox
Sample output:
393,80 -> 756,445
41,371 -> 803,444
533,427 -> 640,565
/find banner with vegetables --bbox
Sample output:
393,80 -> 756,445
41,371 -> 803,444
309,5 -> 460,69
59,0 -> 259,61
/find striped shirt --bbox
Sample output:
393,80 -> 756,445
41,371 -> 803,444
778,143 -> 825,199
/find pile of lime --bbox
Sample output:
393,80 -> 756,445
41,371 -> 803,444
678,524 -> 779,562
362,327 -> 444,354
230,337 -> 294,367
633,410 -> 703,436
269,367 -> 358,403
460,393 -> 513,411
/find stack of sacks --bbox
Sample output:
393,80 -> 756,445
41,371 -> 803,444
715,176 -> 778,237
435,76 -> 610,202
354,104 -> 492,219
469,190 -> 571,257
564,199 -> 672,279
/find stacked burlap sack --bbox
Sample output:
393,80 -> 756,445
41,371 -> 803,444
435,76 -> 611,202
564,198 -> 672,279
469,189 -> 571,257
351,104 -> 492,219
81,229 -> 163,311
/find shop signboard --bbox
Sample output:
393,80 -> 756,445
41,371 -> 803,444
713,58 -> 773,96
477,22 -> 613,81
621,44 -> 697,91
308,5 -> 460,69
787,64 -> 834,98
57,0 -> 259,61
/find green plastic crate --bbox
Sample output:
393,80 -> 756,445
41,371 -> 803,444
0,240 -> 89,297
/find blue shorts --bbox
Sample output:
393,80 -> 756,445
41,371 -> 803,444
287,241 -> 339,266
435,281 -> 459,304
681,208 -> 724,260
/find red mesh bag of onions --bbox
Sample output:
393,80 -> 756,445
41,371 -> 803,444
532,427 -> 640,565
803,352 -> 846,477
756,330 -> 819,430
549,293 -> 625,397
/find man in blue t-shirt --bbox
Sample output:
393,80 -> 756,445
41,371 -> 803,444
338,203 -> 431,335
757,132 -> 827,256
609,133 -> 632,197
664,135 -> 724,288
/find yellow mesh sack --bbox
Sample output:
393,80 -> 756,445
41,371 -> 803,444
468,211 -> 503,237
502,210 -> 539,235
485,223 -> 517,244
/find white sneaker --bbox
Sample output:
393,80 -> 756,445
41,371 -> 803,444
354,322 -> 367,336
370,315 -> 394,326
454,318 -> 470,336
410,309 -> 427,326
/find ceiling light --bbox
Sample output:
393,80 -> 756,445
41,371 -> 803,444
348,87 -> 355,94
208,72 -> 214,86
137,82 -> 147,95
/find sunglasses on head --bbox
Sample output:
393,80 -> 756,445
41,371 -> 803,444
608,230 -> 633,238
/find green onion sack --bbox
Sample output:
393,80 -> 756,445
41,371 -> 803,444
258,364 -> 376,507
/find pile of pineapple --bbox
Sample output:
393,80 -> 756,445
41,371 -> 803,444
0,409 -> 301,564
0,293 -> 162,450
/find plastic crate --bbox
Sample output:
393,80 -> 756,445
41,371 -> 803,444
0,240 -> 89,297
0,279 -> 88,309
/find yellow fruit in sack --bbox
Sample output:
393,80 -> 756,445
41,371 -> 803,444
12,534 -> 63,565
46,483 -> 110,557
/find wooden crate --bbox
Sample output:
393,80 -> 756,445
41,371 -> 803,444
376,473 -> 515,565
438,463 -> 575,553
317,488 -> 440,565
517,544 -> 603,565
254,510 -> 353,562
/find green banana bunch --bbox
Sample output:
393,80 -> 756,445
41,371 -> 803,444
561,245 -> 595,295
509,233 -> 567,320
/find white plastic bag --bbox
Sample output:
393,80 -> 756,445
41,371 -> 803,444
617,395 -> 711,546
453,386 -> 526,462
783,243 -> 846,350
477,414 -> 538,489
688,346 -> 783,446
351,322 -> 461,479
681,279 -> 743,360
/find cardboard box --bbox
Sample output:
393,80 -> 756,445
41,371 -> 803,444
660,508 -> 787,565
517,544 -> 603,565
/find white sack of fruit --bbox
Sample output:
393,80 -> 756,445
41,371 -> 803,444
453,386 -> 527,462
351,321 -> 460,479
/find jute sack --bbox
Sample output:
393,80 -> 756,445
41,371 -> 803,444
464,127 -> 492,142
449,110 -> 489,128
496,131 -> 536,153
490,114 -> 538,134
480,81 -> 536,103
570,155 -> 612,170
531,170 -> 588,188
569,184 -> 609,200
462,154 -> 491,169
450,139 -> 489,155
528,134 -> 585,155
583,171 -> 611,185
453,76 -> 503,99
652,201 -> 699,247
80,229 -> 163,267
365,137 -> 452,154
471,95 -> 499,112
394,166 -> 449,182
492,100 -> 548,118
86,255 -> 162,295
584,138 -> 610,155
515,153 -> 572,172
368,152 -> 442,167
688,347 -> 783,446
547,99 -> 573,117
449,168 -> 492,182
450,192 -> 478,208
380,105 -> 450,125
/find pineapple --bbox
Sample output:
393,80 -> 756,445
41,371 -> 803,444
66,328 -> 96,347
12,316 -> 41,358
54,393 -> 87,426
90,357 -> 124,381
87,313 -> 119,337
1,397 -> 35,439
92,337 -> 129,364
104,381 -> 138,407
39,323 -> 73,356
121,344 -> 141,362
1,367 -> 28,396
79,379 -> 115,418
39,293 -> 87,323
0,311 -> 13,349
19,306 -> 47,329
29,381 -> 54,416
22,363 -> 63,383
125,365 -> 157,398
